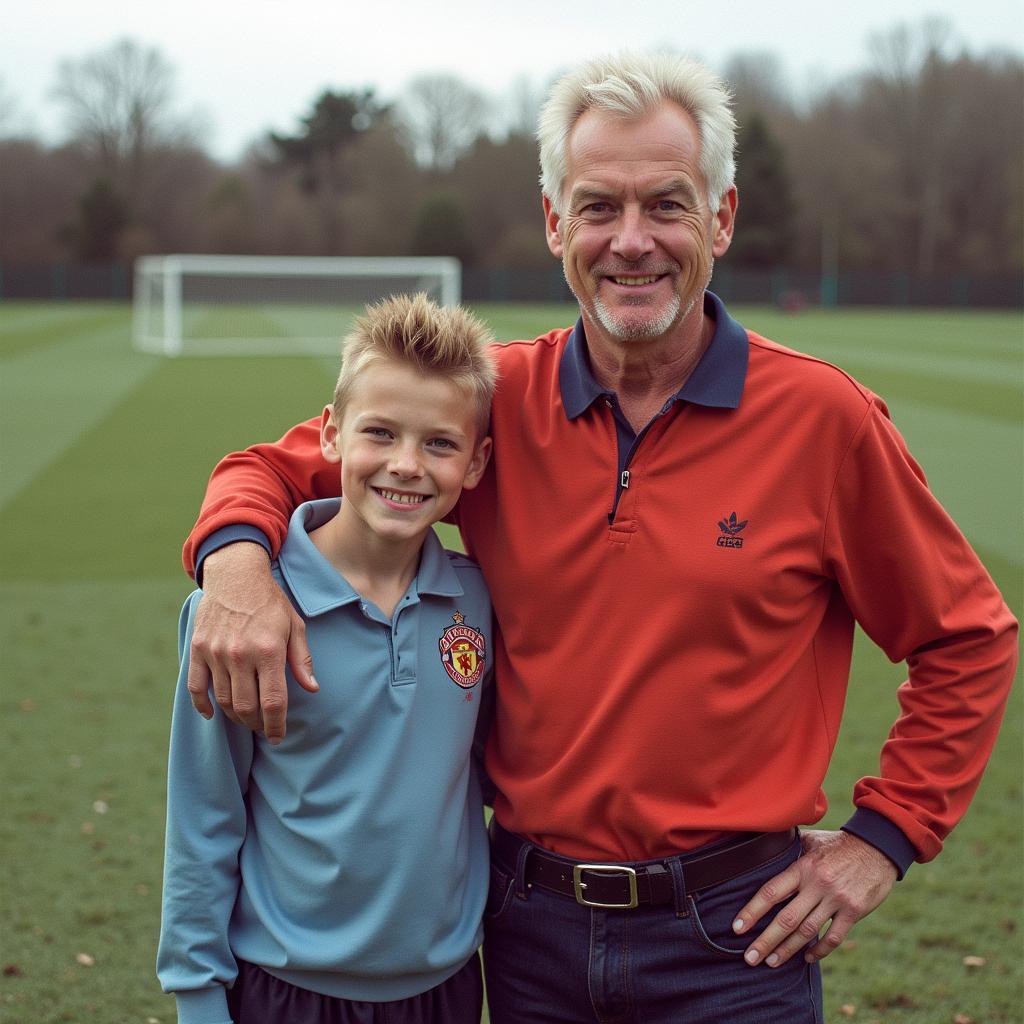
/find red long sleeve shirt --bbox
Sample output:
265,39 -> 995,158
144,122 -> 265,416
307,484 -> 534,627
185,296 -> 1017,866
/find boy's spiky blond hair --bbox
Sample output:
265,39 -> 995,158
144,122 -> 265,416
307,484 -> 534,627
333,293 -> 498,439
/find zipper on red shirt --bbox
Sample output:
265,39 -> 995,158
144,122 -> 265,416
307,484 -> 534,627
606,401 -> 676,524
607,470 -> 631,524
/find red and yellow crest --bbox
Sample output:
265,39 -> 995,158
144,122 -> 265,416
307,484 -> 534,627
439,611 -> 486,689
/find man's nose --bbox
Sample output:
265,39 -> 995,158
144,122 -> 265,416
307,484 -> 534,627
611,207 -> 655,261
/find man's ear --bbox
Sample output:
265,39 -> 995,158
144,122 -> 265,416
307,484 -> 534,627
320,406 -> 341,464
543,194 -> 564,258
712,185 -> 737,258
460,436 -> 493,491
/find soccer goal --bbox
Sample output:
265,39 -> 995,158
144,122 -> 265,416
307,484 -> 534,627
132,254 -> 461,357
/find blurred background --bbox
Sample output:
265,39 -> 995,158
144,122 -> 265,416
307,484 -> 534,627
2,0 -> 1022,307
2,3 -> 1021,1022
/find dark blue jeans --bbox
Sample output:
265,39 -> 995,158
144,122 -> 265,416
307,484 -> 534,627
483,830 -> 823,1024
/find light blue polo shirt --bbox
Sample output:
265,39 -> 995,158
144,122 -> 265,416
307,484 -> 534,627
159,499 -> 492,1024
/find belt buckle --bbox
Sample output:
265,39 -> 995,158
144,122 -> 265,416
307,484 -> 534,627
572,864 -> 639,909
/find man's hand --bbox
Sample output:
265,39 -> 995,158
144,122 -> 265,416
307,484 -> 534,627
732,829 -> 898,968
186,542 -> 318,743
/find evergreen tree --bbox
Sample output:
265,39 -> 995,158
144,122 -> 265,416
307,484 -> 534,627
269,89 -> 387,251
730,114 -> 796,268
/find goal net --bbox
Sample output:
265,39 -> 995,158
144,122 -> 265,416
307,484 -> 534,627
132,255 -> 461,357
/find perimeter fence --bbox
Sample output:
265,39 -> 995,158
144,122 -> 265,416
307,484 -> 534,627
1,261 -> 1021,309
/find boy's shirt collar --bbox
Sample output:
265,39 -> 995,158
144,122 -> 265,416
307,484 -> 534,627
277,499 -> 464,618
559,290 -> 749,418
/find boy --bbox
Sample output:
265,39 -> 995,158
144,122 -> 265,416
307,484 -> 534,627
157,293 -> 497,1024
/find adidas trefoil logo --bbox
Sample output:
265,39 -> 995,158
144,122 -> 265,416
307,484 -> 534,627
716,512 -> 748,549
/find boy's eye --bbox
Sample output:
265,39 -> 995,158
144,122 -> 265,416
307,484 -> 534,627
428,438 -> 457,450
364,427 -> 392,439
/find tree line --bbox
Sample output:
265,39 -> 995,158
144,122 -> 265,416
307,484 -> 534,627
1,23 -> 1021,283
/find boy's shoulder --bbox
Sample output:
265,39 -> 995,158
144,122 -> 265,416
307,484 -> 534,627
441,549 -> 491,606
443,549 -> 483,572
442,549 -> 486,582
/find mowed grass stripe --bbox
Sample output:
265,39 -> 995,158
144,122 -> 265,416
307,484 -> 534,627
739,306 -> 1023,362
815,345 -> 1017,388
0,316 -> 162,508
0,303 -> 132,360
870,398 -> 1023,567
832,361 -> 1019,425
0,353 -> 334,582
0,301 -> 124,332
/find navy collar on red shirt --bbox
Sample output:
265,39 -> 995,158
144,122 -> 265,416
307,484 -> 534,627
559,291 -> 749,419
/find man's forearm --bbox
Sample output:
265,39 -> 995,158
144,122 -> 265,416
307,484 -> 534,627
182,416 -> 332,579
201,541 -> 274,597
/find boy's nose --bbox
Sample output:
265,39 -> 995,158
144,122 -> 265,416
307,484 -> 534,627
388,443 -> 423,477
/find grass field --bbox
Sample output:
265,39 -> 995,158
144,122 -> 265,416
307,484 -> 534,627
1,301 -> 1021,1024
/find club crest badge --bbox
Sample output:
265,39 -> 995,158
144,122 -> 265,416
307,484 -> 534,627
439,611 -> 486,689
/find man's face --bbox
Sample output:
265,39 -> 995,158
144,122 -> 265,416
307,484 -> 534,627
544,101 -> 735,349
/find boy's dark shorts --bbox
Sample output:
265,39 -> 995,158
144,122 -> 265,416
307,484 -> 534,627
228,954 -> 482,1024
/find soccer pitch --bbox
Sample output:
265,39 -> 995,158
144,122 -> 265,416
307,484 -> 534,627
1,301 -> 1021,1022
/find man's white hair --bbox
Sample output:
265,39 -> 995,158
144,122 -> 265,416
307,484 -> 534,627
537,51 -> 736,213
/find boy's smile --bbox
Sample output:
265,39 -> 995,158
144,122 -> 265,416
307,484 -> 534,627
374,487 -> 429,507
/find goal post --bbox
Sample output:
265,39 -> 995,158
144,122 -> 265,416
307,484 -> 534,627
132,254 -> 462,357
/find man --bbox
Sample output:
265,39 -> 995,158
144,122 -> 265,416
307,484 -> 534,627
182,53 -> 1017,1023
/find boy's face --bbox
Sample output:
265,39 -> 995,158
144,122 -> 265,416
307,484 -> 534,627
320,359 -> 491,550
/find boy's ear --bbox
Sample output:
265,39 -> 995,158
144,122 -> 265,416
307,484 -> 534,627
320,406 -> 341,463
460,436 -> 492,491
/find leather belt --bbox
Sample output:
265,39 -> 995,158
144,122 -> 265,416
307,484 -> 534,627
491,822 -> 797,910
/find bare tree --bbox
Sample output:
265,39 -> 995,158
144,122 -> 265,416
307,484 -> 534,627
504,74 -> 545,138
0,139 -> 84,262
400,74 -> 488,170
856,18 -> 991,276
51,38 -> 194,208
722,52 -> 795,125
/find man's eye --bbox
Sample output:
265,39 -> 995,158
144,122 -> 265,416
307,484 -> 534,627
656,199 -> 682,212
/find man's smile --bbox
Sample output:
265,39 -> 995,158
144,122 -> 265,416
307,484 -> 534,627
609,274 -> 664,286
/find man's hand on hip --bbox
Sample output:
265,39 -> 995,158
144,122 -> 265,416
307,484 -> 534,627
186,542 -> 318,743
732,829 -> 898,968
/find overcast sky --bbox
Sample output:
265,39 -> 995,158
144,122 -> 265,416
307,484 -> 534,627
5,0 -> 1022,162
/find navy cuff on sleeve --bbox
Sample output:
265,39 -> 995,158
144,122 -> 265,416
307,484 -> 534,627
195,525 -> 272,587
841,808 -> 918,880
